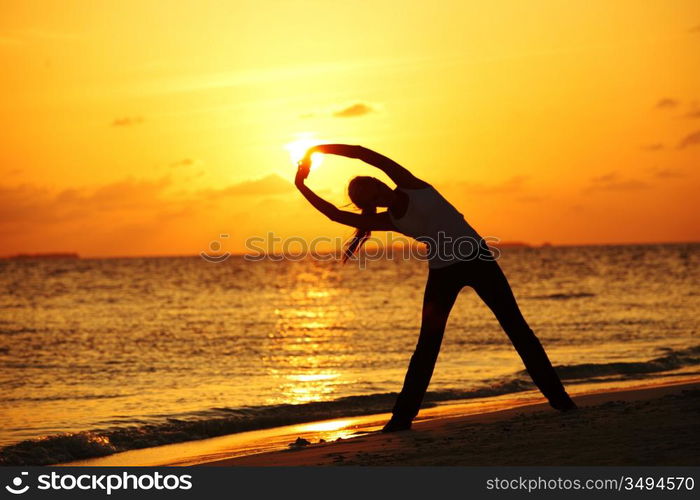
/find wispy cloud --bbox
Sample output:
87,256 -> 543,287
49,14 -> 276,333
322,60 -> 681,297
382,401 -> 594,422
586,172 -> 648,192
677,130 -> 700,149
111,116 -> 144,127
302,101 -> 378,119
647,166 -> 686,179
170,158 -> 197,167
0,174 -> 296,231
640,143 -> 664,152
655,98 -> 679,109
130,55 -> 447,96
0,177 -> 173,228
331,102 -> 376,118
451,176 -> 530,195
684,103 -> 700,119
204,174 -> 294,197
0,174 -> 319,256
515,194 -> 545,203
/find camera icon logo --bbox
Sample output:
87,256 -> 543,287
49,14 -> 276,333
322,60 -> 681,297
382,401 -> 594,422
200,234 -> 232,263
5,472 -> 29,494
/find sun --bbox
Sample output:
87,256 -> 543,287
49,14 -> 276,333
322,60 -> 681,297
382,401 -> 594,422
284,133 -> 325,170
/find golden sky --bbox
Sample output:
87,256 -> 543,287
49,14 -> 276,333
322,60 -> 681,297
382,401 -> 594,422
1,0 -> 699,256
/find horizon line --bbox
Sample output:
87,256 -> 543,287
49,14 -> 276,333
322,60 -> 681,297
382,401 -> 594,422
1,239 -> 698,260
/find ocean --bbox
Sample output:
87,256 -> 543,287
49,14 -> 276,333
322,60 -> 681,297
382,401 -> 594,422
0,243 -> 698,465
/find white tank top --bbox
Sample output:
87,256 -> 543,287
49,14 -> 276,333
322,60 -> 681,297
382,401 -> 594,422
388,185 -> 483,269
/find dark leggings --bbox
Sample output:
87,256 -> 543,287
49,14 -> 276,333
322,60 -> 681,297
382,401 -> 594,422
391,257 -> 572,421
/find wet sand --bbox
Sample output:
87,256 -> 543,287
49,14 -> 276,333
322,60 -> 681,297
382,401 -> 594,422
203,379 -> 700,466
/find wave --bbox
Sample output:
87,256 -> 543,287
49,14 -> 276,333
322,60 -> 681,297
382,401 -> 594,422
552,345 -> 700,380
0,327 -> 41,336
2,393 -> 132,404
0,382 -> 531,466
1,345 -> 698,466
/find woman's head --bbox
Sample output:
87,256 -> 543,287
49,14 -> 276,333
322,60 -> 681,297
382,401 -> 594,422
343,176 -> 394,264
348,176 -> 394,209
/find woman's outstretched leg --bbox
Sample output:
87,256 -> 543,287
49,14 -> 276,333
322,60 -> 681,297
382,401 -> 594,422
383,268 -> 462,432
470,260 -> 576,410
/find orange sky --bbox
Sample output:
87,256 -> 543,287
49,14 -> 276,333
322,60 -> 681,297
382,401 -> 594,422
1,0 -> 699,257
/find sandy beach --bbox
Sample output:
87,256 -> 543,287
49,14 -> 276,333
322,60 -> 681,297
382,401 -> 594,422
201,379 -> 700,466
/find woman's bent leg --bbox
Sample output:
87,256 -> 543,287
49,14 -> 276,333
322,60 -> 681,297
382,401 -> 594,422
384,268 -> 462,431
471,260 -> 576,410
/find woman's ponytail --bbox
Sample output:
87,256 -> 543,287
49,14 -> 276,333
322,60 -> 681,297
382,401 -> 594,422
342,205 -> 376,263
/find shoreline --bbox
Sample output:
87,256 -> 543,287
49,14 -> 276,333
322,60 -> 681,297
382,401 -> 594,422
60,376 -> 700,467
205,378 -> 700,466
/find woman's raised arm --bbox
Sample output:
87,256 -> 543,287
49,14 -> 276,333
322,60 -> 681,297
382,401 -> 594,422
304,144 -> 427,189
294,161 -> 394,230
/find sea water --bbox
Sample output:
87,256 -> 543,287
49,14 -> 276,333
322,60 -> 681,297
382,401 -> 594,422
0,243 -> 697,464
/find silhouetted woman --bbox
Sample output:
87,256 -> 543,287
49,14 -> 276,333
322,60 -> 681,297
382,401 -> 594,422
295,144 -> 576,432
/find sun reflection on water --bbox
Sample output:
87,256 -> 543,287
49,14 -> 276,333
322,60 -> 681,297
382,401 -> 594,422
262,277 -> 355,405
287,373 -> 338,382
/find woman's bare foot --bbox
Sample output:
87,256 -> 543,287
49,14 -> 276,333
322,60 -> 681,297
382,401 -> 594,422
551,394 -> 578,411
381,416 -> 412,433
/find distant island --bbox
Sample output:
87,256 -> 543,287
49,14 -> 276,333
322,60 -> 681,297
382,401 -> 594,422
488,241 -> 531,248
4,252 -> 80,259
